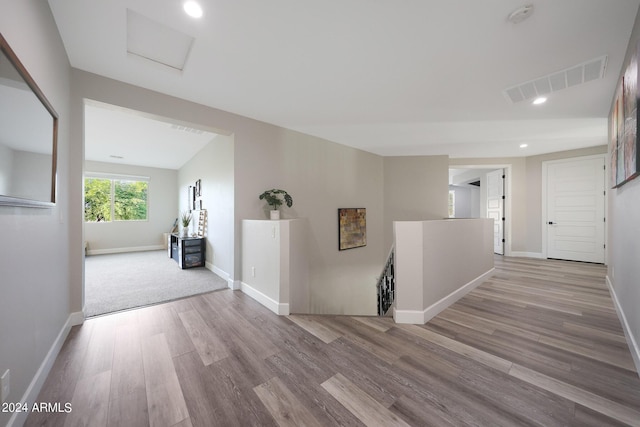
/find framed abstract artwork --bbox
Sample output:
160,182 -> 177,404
338,208 -> 366,250
610,40 -> 640,188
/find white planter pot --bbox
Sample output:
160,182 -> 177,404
270,210 -> 280,220
182,226 -> 189,237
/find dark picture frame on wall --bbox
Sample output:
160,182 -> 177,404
610,39 -> 640,188
338,208 -> 367,250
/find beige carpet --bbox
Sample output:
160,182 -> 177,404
84,250 -> 228,317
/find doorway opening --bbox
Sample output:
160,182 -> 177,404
82,99 -> 232,317
449,165 -> 512,256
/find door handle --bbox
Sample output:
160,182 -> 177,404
548,221 -> 555,225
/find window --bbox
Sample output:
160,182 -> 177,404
84,174 -> 148,222
448,190 -> 455,218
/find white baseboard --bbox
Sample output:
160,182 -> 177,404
394,268 -> 494,325
87,245 -> 164,256
211,264 -> 228,280
210,265 -> 237,290
68,311 -> 85,326
510,251 -> 544,259
393,308 -> 425,324
8,311 -> 84,427
606,275 -> 640,376
240,282 -> 289,315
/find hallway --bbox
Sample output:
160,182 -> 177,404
26,257 -> 640,426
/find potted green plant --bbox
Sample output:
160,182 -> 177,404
259,189 -> 293,220
180,210 -> 192,236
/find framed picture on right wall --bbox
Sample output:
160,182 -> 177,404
610,40 -> 640,188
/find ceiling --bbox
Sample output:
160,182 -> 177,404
48,0 -> 640,161
84,101 -> 217,169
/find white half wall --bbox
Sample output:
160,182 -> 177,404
393,219 -> 494,324
241,219 -> 309,315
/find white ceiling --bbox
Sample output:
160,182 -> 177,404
49,0 -> 640,160
84,102 -> 217,169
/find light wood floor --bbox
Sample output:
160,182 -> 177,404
26,257 -> 640,426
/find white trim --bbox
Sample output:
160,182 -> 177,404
87,245 -> 164,256
7,312 -> 84,427
510,251 -> 544,259
68,311 -> 85,326
606,275 -> 640,375
392,308 -> 425,324
210,265 -> 236,290
393,268 -> 494,324
240,282 -> 289,315
230,279 -> 241,290
210,264 -> 228,280
541,153 -> 607,261
85,171 -> 150,182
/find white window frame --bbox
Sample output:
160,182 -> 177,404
84,172 -> 150,222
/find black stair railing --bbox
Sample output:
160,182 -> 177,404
377,247 -> 395,316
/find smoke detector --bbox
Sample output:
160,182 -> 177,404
508,4 -> 534,24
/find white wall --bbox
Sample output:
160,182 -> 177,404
0,2 -> 72,426
177,134 -> 234,281
83,160 -> 178,253
607,6 -> 640,372
235,130 -> 384,315
0,142 -> 13,194
383,155 -> 449,249
470,185 -> 480,218
449,184 -> 474,218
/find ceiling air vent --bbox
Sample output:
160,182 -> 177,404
171,124 -> 204,135
503,55 -> 608,104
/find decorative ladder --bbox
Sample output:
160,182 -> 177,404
197,210 -> 207,237
377,247 -> 395,316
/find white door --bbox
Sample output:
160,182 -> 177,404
486,169 -> 504,255
546,156 -> 605,263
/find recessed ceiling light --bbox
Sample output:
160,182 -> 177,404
520,144 -> 528,148
183,1 -> 203,18
533,97 -> 547,105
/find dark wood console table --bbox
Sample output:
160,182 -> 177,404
168,233 -> 205,269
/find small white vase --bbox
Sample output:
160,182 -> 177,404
182,226 -> 189,237
270,210 -> 280,220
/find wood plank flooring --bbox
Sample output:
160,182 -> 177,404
25,256 -> 640,426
